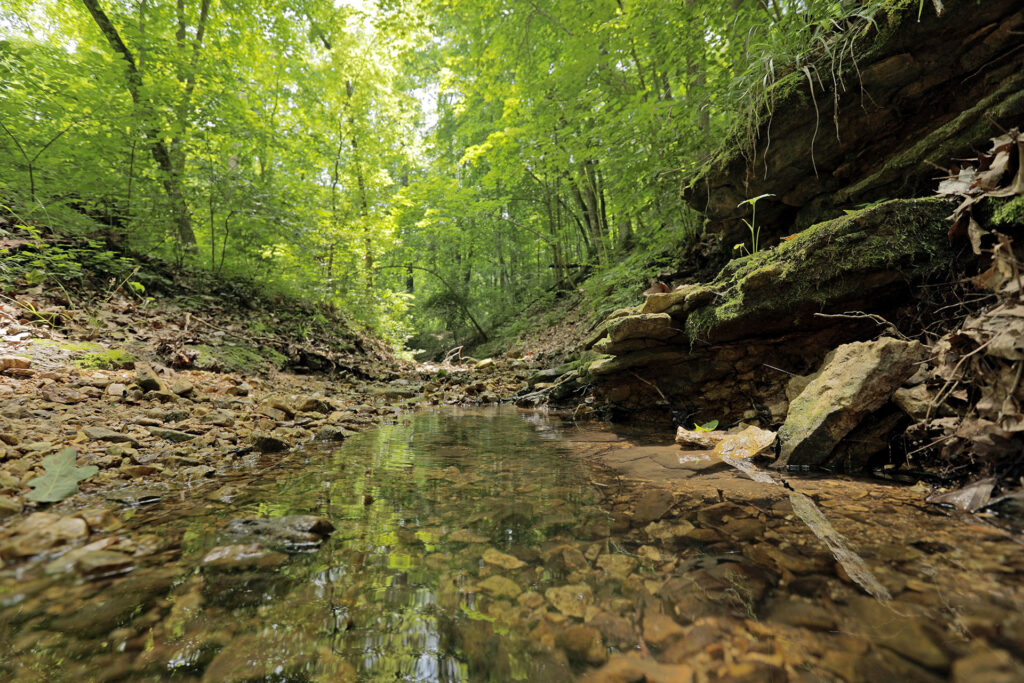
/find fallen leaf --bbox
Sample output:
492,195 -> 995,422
926,478 -> 995,512
25,448 -> 99,503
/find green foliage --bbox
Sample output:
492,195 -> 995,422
25,447 -> 98,503
0,0 -> 926,351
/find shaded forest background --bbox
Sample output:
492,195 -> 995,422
0,0 -> 926,354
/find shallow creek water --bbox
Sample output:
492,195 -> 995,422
2,407 -> 1024,681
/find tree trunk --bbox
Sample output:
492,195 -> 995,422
80,0 -> 197,249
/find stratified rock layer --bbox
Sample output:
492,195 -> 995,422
683,0 -> 1024,245
584,198 -> 952,423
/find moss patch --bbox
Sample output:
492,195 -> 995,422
991,196 -> 1024,227
684,197 -> 953,343
75,349 -> 137,370
187,344 -> 287,374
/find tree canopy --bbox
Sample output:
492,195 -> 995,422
0,0 -> 913,352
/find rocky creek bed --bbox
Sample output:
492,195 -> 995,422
2,407 -> 1023,682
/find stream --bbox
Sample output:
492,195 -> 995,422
2,407 -> 1023,681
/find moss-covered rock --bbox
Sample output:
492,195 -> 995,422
187,344 -> 287,374
684,197 -> 953,343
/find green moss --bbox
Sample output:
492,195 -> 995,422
187,343 -> 287,374
75,349 -> 137,370
684,197 -> 952,343
991,196 -> 1024,227
34,339 -> 105,353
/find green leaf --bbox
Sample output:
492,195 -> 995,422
694,419 -> 719,432
25,447 -> 98,503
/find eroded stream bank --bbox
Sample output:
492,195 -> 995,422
3,407 -> 1023,682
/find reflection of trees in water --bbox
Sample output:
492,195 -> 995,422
0,409 -> 599,681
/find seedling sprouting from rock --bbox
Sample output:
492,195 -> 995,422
736,193 -> 775,255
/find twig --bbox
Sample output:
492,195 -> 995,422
926,337 -> 994,422
631,372 -> 666,402
762,363 -> 797,376
812,311 -> 908,340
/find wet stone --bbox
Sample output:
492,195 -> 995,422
315,425 -> 350,441
596,554 -> 637,580
0,494 -> 23,518
590,612 -> 636,650
633,488 -> 675,524
642,613 -> 687,648
842,595 -> 954,670
201,543 -> 288,572
251,433 -> 289,453
224,516 -> 332,551
483,547 -> 526,570
76,550 -> 134,579
556,624 -> 607,665
200,630 -> 315,683
477,574 -> 522,599
82,426 -> 139,446
147,426 -> 195,443
546,583 -> 594,618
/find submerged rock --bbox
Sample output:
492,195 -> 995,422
555,624 -> 606,665
201,543 -> 288,572
545,583 -> 594,618
223,515 -> 333,551
776,337 -> 927,469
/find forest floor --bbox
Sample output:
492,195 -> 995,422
0,256 -> 537,562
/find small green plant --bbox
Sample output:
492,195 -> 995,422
735,193 -> 774,255
694,419 -> 720,432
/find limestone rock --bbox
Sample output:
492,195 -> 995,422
0,494 -> 23,518
674,427 -> 722,449
82,426 -> 139,446
315,425 -> 351,441
632,489 -> 674,524
893,384 -> 937,421
224,516 -> 330,551
712,425 -> 777,460
580,654 -> 694,683
777,337 -> 927,467
682,199 -> 953,345
545,583 -> 594,618
683,1 -> 1024,245
251,432 -> 289,453
606,314 -> 676,343
133,363 -> 163,392
76,550 -> 134,578
642,613 -> 687,648
555,624 -> 606,665
1,513 -> 89,559
170,379 -> 194,397
201,543 -> 288,572
482,547 -> 526,570
595,554 -> 637,580
641,288 -> 692,315
0,356 -> 31,371
477,574 -> 522,599
147,427 -> 195,443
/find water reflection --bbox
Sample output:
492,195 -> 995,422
3,406 -> 1024,682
